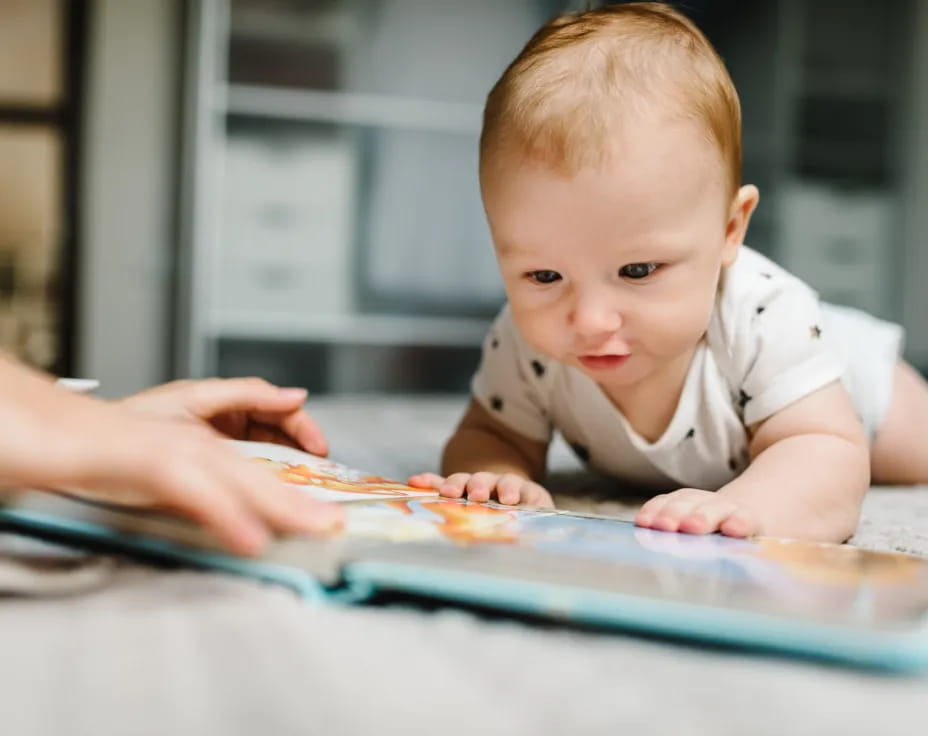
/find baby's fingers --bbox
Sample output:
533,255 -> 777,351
407,472 -> 446,490
520,482 -> 555,509
463,472 -> 499,503
677,501 -> 741,535
495,474 -> 525,505
636,489 -> 716,532
719,511 -> 761,538
635,494 -> 671,528
438,473 -> 473,499
648,498 -> 704,532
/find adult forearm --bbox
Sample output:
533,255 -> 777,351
719,434 -> 869,542
0,355 -> 71,489
0,352 -> 53,390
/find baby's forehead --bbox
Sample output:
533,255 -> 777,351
483,115 -> 727,202
483,93 -> 729,199
484,155 -> 727,259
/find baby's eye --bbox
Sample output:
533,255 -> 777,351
619,263 -> 660,280
527,270 -> 562,285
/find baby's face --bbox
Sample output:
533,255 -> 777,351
481,117 -> 751,395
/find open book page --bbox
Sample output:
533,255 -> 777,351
232,440 -> 438,502
337,498 -> 928,632
8,487 -> 928,634
5,440 -> 928,643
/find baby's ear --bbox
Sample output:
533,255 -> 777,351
722,185 -> 760,266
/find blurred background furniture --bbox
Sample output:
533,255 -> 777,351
1,0 -> 926,396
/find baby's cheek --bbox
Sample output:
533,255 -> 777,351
645,296 -> 714,357
511,306 -> 567,358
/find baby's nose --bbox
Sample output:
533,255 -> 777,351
569,296 -> 622,337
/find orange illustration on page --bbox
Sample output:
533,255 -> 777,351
253,457 -> 425,498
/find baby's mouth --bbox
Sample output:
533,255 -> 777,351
578,354 -> 630,371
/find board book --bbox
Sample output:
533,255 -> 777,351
2,440 -> 928,672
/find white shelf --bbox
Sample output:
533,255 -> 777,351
222,84 -> 483,136
210,312 -> 492,347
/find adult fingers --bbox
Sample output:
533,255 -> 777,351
153,462 -> 270,557
228,460 -> 344,537
186,377 -> 299,417
160,434 -> 342,554
245,423 -> 302,450
188,376 -> 328,456
249,408 -> 328,457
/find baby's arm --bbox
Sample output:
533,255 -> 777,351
408,399 -> 553,507
636,381 -> 869,542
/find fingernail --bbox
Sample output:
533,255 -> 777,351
280,387 -> 308,400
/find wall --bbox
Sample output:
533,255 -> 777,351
77,0 -> 181,397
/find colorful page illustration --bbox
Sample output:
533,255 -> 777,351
343,498 -> 536,543
336,498 -> 928,631
232,440 -> 438,502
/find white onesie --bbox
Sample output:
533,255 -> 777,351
471,247 -> 904,492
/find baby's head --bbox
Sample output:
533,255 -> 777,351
480,3 -> 758,392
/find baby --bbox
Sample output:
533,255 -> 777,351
409,2 -> 928,542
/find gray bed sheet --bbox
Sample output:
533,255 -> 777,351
1,395 -> 927,736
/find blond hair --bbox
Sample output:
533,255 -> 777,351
480,2 -> 742,197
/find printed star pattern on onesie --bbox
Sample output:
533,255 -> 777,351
471,246 -> 903,492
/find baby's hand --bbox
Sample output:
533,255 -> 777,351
634,488 -> 760,538
408,472 -> 554,508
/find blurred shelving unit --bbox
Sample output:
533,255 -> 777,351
704,0 -> 917,327
177,0 -> 566,392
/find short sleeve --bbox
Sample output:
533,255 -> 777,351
471,306 -> 553,442
713,251 -> 845,427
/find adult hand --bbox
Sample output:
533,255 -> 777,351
0,360 -> 342,556
120,377 -> 329,456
